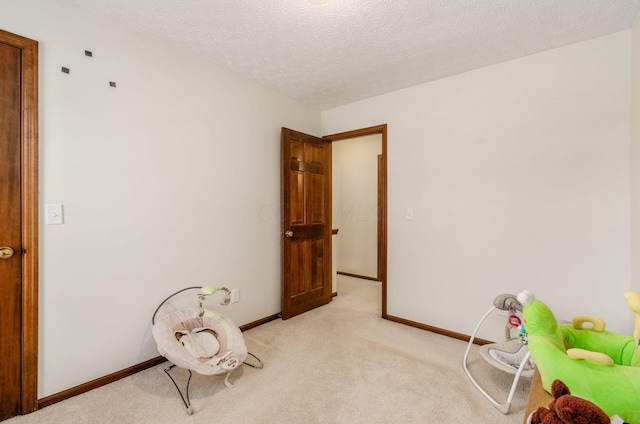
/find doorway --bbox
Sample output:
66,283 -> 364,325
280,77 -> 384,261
324,124 -> 387,318
0,29 -> 39,419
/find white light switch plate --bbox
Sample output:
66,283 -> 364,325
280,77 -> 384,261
406,208 -> 414,221
45,204 -> 64,225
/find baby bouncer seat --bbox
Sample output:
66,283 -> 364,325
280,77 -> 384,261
152,286 -> 248,415
462,293 -> 536,414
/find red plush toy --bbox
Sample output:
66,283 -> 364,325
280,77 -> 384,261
531,380 -> 610,424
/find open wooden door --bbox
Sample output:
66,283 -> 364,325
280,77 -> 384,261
281,128 -> 332,319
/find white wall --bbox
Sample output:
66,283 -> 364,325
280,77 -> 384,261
0,0 -> 320,397
332,135 -> 382,279
631,12 -> 640,299
631,11 -> 640,337
323,31 -> 632,342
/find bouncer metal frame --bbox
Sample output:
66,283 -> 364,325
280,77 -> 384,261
151,286 -> 262,415
462,295 -> 532,414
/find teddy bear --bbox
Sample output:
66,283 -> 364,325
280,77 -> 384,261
531,379 -> 610,424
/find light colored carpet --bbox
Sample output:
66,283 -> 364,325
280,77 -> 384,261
6,276 -> 530,423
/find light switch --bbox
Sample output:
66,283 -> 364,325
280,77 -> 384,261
406,208 -> 414,221
46,204 -> 64,225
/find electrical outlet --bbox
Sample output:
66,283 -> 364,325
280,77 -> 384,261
230,288 -> 240,304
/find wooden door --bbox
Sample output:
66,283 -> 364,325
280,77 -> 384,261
0,29 -> 39,419
0,39 -> 25,421
281,128 -> 332,319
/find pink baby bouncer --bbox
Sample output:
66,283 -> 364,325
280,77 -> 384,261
152,286 -> 261,415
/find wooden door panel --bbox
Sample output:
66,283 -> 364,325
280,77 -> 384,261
289,171 -> 305,225
290,239 -> 324,307
281,128 -> 332,319
307,144 -> 325,225
310,174 -> 324,224
311,239 -> 324,289
289,241 -> 305,295
286,234 -> 325,288
0,40 -> 23,421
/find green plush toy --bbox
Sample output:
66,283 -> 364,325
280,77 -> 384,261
626,291 -> 640,367
518,290 -> 640,424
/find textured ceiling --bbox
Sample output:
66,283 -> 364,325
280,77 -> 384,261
67,0 -> 640,110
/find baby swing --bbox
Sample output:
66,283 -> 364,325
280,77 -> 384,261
462,293 -> 536,414
152,286 -> 255,415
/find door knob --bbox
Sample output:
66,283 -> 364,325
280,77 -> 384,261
284,230 -> 293,238
0,247 -> 15,259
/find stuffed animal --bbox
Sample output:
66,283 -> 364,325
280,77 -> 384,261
518,290 -> 640,424
531,379 -> 609,424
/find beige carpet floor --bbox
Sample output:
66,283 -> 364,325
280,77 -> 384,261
6,276 -> 530,423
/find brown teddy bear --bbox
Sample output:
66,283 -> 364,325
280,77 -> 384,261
531,379 -> 610,424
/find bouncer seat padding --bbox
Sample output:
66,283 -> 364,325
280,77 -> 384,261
479,339 -> 535,377
153,307 -> 247,375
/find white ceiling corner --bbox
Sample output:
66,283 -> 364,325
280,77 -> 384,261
67,0 -> 640,110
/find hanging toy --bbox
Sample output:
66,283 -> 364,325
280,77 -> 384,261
518,323 -> 528,344
507,314 -> 522,329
